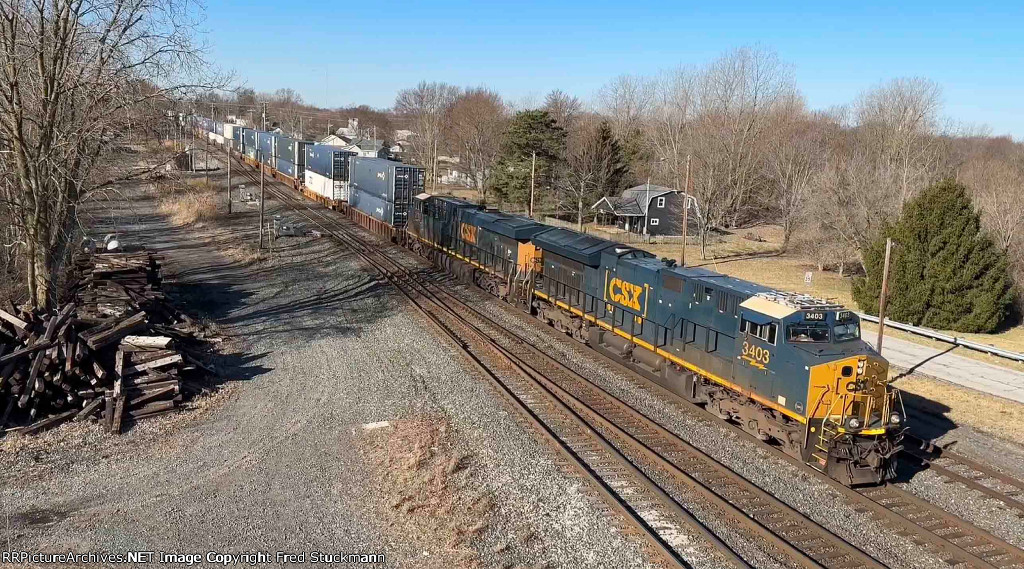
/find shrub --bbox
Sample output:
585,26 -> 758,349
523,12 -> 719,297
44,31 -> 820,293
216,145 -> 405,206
158,180 -> 218,226
853,178 -> 1014,333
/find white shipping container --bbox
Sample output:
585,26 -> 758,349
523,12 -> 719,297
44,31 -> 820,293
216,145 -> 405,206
224,124 -> 238,140
305,170 -> 349,202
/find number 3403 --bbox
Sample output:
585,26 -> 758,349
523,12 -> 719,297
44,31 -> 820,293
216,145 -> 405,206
742,341 -> 770,364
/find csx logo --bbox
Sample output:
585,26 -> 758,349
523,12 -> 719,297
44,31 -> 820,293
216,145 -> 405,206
607,277 -> 644,311
376,171 -> 387,180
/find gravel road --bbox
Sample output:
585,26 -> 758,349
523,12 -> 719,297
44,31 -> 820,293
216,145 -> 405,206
0,156 -> 661,569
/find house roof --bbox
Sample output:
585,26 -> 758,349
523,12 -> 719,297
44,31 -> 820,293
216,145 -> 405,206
591,184 -> 679,217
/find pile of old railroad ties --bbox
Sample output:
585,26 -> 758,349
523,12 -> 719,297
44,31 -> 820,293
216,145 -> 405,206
0,251 -> 215,437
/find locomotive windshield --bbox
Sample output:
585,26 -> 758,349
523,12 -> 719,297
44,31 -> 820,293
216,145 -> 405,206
833,321 -> 860,341
787,324 -> 829,343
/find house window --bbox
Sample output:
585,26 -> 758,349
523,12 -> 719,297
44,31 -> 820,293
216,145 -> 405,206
657,197 -> 666,208
650,218 -> 660,226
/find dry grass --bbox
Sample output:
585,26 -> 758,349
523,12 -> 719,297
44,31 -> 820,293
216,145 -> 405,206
896,373 -> 1024,442
158,179 -> 218,226
221,243 -> 265,267
360,416 -> 493,568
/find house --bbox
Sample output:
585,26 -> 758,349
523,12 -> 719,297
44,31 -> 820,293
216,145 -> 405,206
320,134 -> 350,146
591,184 -> 690,236
319,134 -> 389,158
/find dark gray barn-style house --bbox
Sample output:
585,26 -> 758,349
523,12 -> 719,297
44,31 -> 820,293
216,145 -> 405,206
591,184 -> 687,236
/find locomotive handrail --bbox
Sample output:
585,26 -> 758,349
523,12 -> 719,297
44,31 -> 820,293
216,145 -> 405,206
856,312 -> 1024,363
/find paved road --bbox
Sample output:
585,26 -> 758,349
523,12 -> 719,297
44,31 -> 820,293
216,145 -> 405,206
864,334 -> 1024,404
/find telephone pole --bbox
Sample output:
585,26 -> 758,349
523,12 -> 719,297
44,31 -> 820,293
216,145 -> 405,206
680,154 -> 691,266
432,137 -> 439,193
529,151 -> 537,218
227,148 -> 232,215
876,238 -> 894,354
261,102 -> 267,131
259,150 -> 266,249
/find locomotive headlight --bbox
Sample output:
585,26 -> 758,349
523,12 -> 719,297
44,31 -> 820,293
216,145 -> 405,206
857,360 -> 866,374
846,417 -> 862,430
889,412 -> 902,425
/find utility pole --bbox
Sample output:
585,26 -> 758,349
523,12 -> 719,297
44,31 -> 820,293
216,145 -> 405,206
680,154 -> 691,266
227,149 -> 232,215
261,102 -> 267,131
205,134 -> 209,187
299,116 -> 303,139
529,151 -> 537,218
876,237 -> 894,354
432,137 -> 439,193
259,150 -> 266,249
644,177 -> 651,237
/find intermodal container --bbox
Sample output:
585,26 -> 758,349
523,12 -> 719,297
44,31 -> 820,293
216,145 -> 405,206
277,158 -> 297,179
305,144 -> 354,180
253,134 -> 274,166
349,157 -> 424,204
349,188 -> 399,227
276,137 -> 296,161
242,128 -> 256,151
305,170 -> 348,202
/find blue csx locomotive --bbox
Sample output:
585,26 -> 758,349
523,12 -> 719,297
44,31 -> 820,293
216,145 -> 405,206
407,195 -> 904,486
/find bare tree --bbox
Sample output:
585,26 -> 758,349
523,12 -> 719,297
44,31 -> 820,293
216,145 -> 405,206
394,81 -> 459,191
0,0 -> 219,308
448,87 -> 507,201
543,89 -> 583,131
762,100 -> 832,251
645,66 -> 697,192
853,77 -> 944,209
597,74 -> 654,139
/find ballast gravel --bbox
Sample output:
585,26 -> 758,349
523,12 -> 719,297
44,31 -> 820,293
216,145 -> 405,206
0,172 -> 662,568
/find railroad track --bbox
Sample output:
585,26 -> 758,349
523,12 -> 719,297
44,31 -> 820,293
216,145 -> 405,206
517,303 -> 1024,569
902,433 -> 1024,516
228,152 -> 1024,569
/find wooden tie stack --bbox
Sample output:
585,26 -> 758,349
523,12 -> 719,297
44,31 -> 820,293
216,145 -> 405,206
0,251 -> 212,436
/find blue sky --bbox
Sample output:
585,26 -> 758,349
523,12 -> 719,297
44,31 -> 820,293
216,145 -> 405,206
205,1 -> 1024,139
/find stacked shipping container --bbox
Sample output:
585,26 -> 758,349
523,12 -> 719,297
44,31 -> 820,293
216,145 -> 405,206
304,144 -> 355,202
348,157 -> 424,229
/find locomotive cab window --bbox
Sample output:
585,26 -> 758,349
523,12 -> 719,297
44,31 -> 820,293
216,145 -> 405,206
787,324 -> 829,343
833,321 -> 860,342
740,318 -> 777,345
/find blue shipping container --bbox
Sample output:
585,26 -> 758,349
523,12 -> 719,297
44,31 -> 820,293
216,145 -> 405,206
350,188 -> 399,227
277,158 -> 296,179
256,131 -> 275,161
242,128 -> 256,150
276,137 -> 296,161
305,144 -> 354,179
349,157 -> 425,204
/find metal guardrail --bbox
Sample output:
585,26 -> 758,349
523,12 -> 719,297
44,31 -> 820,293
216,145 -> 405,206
856,312 -> 1024,363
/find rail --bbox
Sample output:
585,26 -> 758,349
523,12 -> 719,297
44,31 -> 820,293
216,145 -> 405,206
857,312 -> 1024,363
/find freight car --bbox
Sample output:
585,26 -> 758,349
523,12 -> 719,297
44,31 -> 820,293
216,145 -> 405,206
190,117 -> 903,486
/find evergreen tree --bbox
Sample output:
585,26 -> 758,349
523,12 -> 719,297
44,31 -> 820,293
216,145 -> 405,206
853,178 -> 1014,333
490,110 -> 566,212
593,122 -> 630,198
